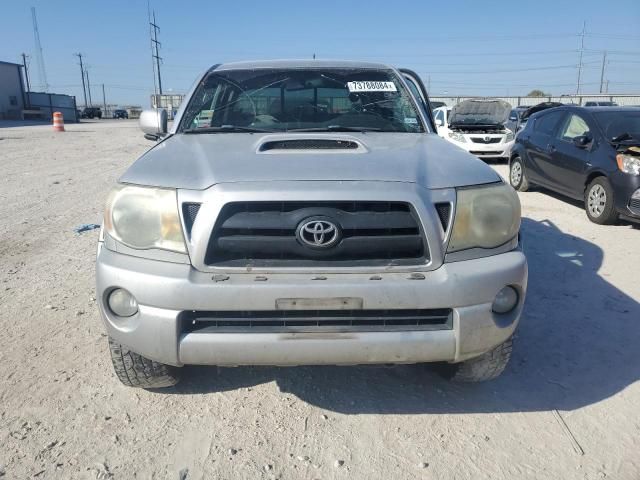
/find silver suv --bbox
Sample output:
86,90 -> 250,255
97,60 -> 527,388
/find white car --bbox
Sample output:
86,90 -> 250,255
433,100 -> 515,160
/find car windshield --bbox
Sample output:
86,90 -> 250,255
179,68 -> 425,133
593,111 -> 640,142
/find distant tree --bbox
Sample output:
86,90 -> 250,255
527,89 -> 549,97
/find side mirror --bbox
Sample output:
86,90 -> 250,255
139,109 -> 168,141
573,134 -> 592,149
435,119 -> 443,127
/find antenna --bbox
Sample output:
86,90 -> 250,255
31,7 -> 49,92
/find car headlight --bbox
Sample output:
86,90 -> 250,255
447,183 -> 521,253
448,131 -> 466,143
104,184 -> 186,253
505,130 -> 515,142
617,154 -> 640,175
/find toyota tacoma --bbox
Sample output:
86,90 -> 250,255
97,60 -> 527,388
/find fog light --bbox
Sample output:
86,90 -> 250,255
492,286 -> 519,314
108,288 -> 138,317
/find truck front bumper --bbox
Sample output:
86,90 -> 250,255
96,245 -> 527,367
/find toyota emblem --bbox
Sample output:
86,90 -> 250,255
296,219 -> 341,248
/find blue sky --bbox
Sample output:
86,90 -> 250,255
1,0 -> 639,107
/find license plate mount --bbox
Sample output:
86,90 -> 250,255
275,297 -> 363,311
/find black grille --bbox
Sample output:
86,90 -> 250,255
259,139 -> 359,151
205,202 -> 427,267
630,198 -> 640,213
469,150 -> 503,155
435,203 -> 451,231
470,137 -> 502,144
182,308 -> 452,333
182,203 -> 201,238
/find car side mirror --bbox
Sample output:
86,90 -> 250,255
139,109 -> 168,141
435,119 -> 443,127
573,134 -> 592,149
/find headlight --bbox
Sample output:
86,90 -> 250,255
447,183 -> 521,253
617,154 -> 640,175
448,131 -> 466,143
505,130 -> 515,142
104,184 -> 186,253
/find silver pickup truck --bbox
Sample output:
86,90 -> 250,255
97,60 -> 527,389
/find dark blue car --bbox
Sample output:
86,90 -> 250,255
509,106 -> 640,224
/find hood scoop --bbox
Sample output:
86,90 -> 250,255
258,138 -> 363,153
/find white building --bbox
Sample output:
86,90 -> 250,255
0,60 -> 26,120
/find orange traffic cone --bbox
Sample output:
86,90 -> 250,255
53,111 -> 65,132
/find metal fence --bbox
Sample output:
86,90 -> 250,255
430,94 -> 640,108
26,92 -> 78,122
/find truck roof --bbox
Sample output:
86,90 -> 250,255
212,59 -> 392,71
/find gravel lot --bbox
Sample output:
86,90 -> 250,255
1,119 -> 639,480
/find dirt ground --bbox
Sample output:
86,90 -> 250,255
1,120 -> 639,480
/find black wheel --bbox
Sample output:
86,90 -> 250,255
585,177 -> 618,224
439,337 -> 513,382
509,157 -> 529,192
108,337 -> 181,388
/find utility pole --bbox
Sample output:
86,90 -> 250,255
85,68 -> 93,106
150,11 -> 163,95
74,53 -> 88,107
576,21 -> 586,95
599,51 -> 607,94
102,83 -> 107,117
21,53 -> 31,93
21,53 -> 31,108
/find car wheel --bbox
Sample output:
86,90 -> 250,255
439,337 -> 513,382
509,157 -> 529,192
585,177 -> 618,224
108,337 -> 181,388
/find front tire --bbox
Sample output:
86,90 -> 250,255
440,337 -> 513,382
108,338 -> 181,388
585,177 -> 618,224
509,157 -> 529,192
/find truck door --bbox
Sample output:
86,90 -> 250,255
398,68 -> 436,132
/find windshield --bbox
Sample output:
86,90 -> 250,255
179,68 -> 425,133
593,111 -> 640,141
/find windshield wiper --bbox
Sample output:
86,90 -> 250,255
288,125 -> 382,133
183,125 -> 276,134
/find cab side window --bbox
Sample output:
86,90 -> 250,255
534,111 -> 564,136
558,114 -> 590,142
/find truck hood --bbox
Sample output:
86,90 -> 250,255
450,99 -> 512,127
119,132 -> 500,190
